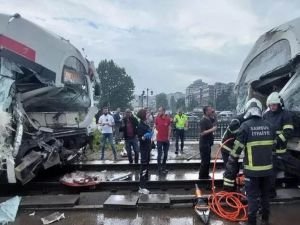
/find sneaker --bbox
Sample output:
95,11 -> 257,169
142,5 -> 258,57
138,187 -> 150,195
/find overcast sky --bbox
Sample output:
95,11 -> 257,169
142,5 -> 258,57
1,0 -> 300,94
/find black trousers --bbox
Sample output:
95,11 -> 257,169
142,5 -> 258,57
157,141 -> 170,171
139,143 -> 151,188
125,138 -> 139,164
271,152 -> 300,196
245,176 -> 272,225
199,143 -> 211,178
175,129 -> 184,152
221,149 -> 229,169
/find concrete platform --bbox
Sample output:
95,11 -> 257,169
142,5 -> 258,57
20,194 -> 79,208
103,194 -> 139,208
138,194 -> 170,208
79,191 -> 111,205
274,188 -> 300,202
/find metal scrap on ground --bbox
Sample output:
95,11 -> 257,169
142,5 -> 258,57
60,171 -> 104,187
41,212 -> 65,225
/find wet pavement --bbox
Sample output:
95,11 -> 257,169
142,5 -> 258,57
12,203 -> 300,225
8,141 -> 300,224
60,168 -> 225,182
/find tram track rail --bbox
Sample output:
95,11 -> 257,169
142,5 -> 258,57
1,160 -> 297,196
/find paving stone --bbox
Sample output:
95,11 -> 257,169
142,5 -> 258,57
275,189 -> 300,202
138,194 -> 170,208
20,194 -> 79,208
169,195 -> 194,203
79,192 -> 111,205
103,194 -> 139,208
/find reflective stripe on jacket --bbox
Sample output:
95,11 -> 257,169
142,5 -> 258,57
263,109 -> 293,154
230,117 -> 275,177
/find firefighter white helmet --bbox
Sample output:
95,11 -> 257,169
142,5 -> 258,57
266,92 -> 282,106
243,98 -> 263,119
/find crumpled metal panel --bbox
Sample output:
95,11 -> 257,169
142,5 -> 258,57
0,196 -> 21,224
12,104 -> 23,158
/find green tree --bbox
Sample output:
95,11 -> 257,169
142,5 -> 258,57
176,97 -> 186,111
170,96 -> 176,114
97,59 -> 134,109
156,93 -> 168,110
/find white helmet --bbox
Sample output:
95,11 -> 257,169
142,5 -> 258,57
243,98 -> 263,119
266,92 -> 282,106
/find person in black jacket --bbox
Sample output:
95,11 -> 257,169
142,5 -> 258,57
137,109 -> 153,195
113,108 -> 122,144
224,98 -> 275,225
120,109 -> 139,164
199,106 -> 217,179
263,92 -> 300,197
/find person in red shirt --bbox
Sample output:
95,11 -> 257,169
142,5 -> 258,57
155,107 -> 172,174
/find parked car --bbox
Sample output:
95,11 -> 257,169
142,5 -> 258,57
187,115 -> 200,123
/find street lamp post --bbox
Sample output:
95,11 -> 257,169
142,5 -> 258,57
140,88 -> 153,109
146,88 -> 153,108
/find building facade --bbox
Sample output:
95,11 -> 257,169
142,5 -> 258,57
185,80 -> 236,111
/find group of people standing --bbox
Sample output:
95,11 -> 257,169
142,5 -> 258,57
123,107 -> 189,194
120,107 -> 188,194
97,106 -> 188,194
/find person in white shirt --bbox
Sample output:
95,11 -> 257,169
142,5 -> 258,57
98,107 -> 117,160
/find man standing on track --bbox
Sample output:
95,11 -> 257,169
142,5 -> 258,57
199,105 -> 217,179
173,109 -> 188,155
155,106 -> 172,174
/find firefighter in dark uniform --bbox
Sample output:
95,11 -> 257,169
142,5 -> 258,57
263,92 -> 300,197
224,98 -> 275,225
220,113 -> 246,167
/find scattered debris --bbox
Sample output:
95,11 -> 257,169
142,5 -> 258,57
0,196 -> 21,224
29,211 -> 35,216
60,171 -> 104,187
107,172 -> 132,181
41,212 -> 65,225
120,147 -> 127,157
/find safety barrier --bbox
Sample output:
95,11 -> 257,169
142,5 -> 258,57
171,121 -> 230,141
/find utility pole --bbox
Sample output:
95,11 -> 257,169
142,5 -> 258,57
146,88 -> 149,108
